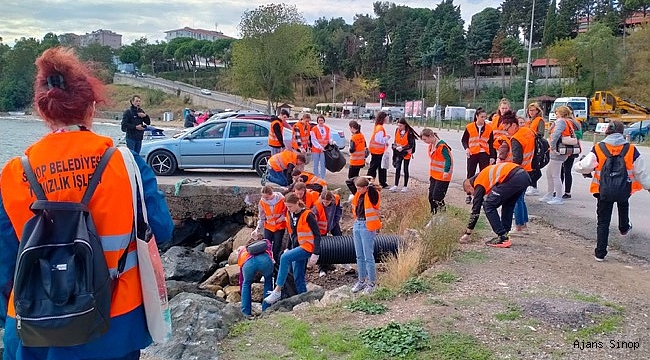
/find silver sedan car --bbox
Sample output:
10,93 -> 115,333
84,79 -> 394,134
139,119 -> 292,176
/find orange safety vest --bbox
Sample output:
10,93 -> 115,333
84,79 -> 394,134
511,126 -> 536,171
268,119 -> 283,147
302,189 -> 319,209
312,200 -> 328,235
394,129 -> 412,160
301,172 -> 327,187
268,149 -> 298,172
311,125 -> 330,154
474,162 -> 521,194
259,193 -> 287,231
369,125 -> 386,155
495,135 -> 513,163
286,210 -> 315,252
492,114 -> 507,146
351,191 -> 381,231
528,116 -> 545,136
548,118 -> 575,146
465,122 -> 493,155
0,132 -> 142,318
237,239 -> 273,267
291,122 -> 310,151
428,140 -> 453,181
349,133 -> 367,166
589,142 -> 643,195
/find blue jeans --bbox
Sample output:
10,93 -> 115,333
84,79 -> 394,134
125,137 -> 142,155
241,254 -> 274,316
353,220 -> 376,283
276,246 -> 311,294
312,151 -> 326,179
267,169 -> 288,186
514,191 -> 528,226
270,147 -> 283,156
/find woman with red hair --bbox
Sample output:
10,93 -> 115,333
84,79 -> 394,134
0,47 -> 174,360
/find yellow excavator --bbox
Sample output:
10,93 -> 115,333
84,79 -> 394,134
589,91 -> 650,124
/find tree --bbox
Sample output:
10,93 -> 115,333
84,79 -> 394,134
542,0 -> 558,46
574,21 -> 621,93
466,8 -> 501,63
614,26 -> 650,104
40,33 -> 60,52
120,45 -> 142,65
230,4 -> 321,113
0,38 -> 39,111
384,26 -> 408,95
549,38 -> 580,95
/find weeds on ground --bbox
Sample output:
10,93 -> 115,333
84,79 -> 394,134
380,241 -> 423,289
370,287 -> 397,301
435,271 -> 461,284
400,277 -> 432,294
455,250 -> 489,264
429,332 -> 494,360
359,321 -> 430,358
574,314 -> 624,339
347,298 -> 388,315
494,303 -> 522,321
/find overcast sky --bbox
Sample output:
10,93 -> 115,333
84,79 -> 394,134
0,0 -> 499,46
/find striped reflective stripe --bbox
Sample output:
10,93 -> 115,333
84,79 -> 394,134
109,250 -> 137,277
350,152 -> 365,160
522,150 -> 534,168
430,160 -> 446,173
100,233 -> 131,252
297,231 -> 314,246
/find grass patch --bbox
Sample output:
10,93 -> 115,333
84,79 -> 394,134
435,271 -> 461,284
359,321 -> 430,358
574,314 -> 624,338
400,277 -> 432,295
455,250 -> 489,264
370,287 -> 397,301
347,299 -> 388,315
228,321 -> 252,337
429,332 -> 494,360
380,241 -> 423,290
572,292 -> 601,303
494,303 -> 522,321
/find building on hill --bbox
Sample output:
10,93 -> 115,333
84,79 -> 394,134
531,58 -> 561,78
80,29 -> 122,49
164,27 -> 234,42
58,33 -> 81,47
578,12 -> 650,33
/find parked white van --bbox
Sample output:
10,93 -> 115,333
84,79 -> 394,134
549,97 -> 588,122
444,106 -> 466,121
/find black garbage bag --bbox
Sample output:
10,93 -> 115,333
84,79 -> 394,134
324,144 -> 346,172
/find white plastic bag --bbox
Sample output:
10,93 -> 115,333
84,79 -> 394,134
380,149 -> 391,169
119,147 -> 172,343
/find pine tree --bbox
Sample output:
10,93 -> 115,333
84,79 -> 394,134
542,0 -> 558,46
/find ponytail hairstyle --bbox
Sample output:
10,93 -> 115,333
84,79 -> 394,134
34,47 -> 106,130
473,107 -> 486,122
375,111 -> 388,125
397,117 -> 421,139
261,185 -> 274,195
285,192 -> 306,208
354,176 -> 370,188
348,120 -> 361,133
293,182 -> 307,192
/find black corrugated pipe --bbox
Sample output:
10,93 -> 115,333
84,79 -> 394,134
317,235 -> 403,265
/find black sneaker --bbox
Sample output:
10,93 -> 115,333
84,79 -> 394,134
485,235 -> 511,248
562,193 -> 571,199
465,195 -> 472,204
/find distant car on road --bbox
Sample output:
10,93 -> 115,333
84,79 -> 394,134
207,110 -> 265,121
624,121 -> 650,142
139,118 -> 292,176
287,120 -> 346,149
200,89 -> 212,95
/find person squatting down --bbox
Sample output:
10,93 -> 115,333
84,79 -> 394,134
263,193 -> 321,305
421,129 -> 453,218
264,149 -> 306,187
460,163 -> 531,248
251,185 -> 287,277
573,120 -> 650,262
346,176 -> 381,295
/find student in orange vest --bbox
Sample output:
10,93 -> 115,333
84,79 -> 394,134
0,47 -> 174,360
460,163 -> 531,248
539,105 -> 576,205
251,185 -> 287,269
290,169 -> 327,193
292,113 -> 311,153
348,120 -> 368,178
390,118 -> 420,193
237,238 -> 274,316
461,107 -> 496,204
498,111 -> 537,234
559,107 -> 582,199
263,193 -> 321,305
366,112 -> 391,188
421,128 -> 453,218
268,113 -> 286,156
265,149 -> 306,186
491,98 -> 511,144
310,115 -> 334,179
348,176 -> 381,294
573,121 -> 650,261
525,102 -> 546,196
292,181 -> 320,210
315,190 -> 343,277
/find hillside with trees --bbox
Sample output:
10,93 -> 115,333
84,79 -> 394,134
1,0 -> 649,112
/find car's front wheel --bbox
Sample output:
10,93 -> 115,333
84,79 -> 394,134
148,150 -> 178,176
254,152 -> 271,177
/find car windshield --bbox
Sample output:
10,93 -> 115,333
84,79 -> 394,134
551,101 -> 586,111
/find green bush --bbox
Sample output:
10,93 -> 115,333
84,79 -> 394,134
400,277 -> 432,295
348,299 -> 388,315
359,321 -> 430,358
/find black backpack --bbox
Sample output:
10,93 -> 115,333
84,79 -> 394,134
531,135 -> 550,171
598,142 -> 632,202
14,147 -> 119,347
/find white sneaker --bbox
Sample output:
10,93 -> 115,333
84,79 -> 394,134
351,280 -> 367,293
547,197 -> 564,205
401,186 -> 408,193
263,290 -> 282,304
389,185 -> 398,192
362,283 -> 376,295
594,256 -> 605,262
538,194 -> 553,202
525,186 -> 540,196
319,271 -> 326,278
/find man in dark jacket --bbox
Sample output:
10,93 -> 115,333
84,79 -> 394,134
184,109 -> 198,128
121,95 -> 151,154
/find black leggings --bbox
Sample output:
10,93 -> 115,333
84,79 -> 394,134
466,153 -> 490,194
428,177 -> 450,213
394,158 -> 410,187
560,155 -> 577,194
348,165 -> 363,179
367,153 -> 387,187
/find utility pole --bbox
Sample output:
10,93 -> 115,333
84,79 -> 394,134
523,0 -> 536,110
435,66 -> 441,120
332,74 -> 336,104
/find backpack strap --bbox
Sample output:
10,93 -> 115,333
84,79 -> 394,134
81,147 -> 117,205
20,156 -> 47,201
598,142 -> 629,159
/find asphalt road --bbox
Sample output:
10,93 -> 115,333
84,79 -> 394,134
152,116 -> 650,261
